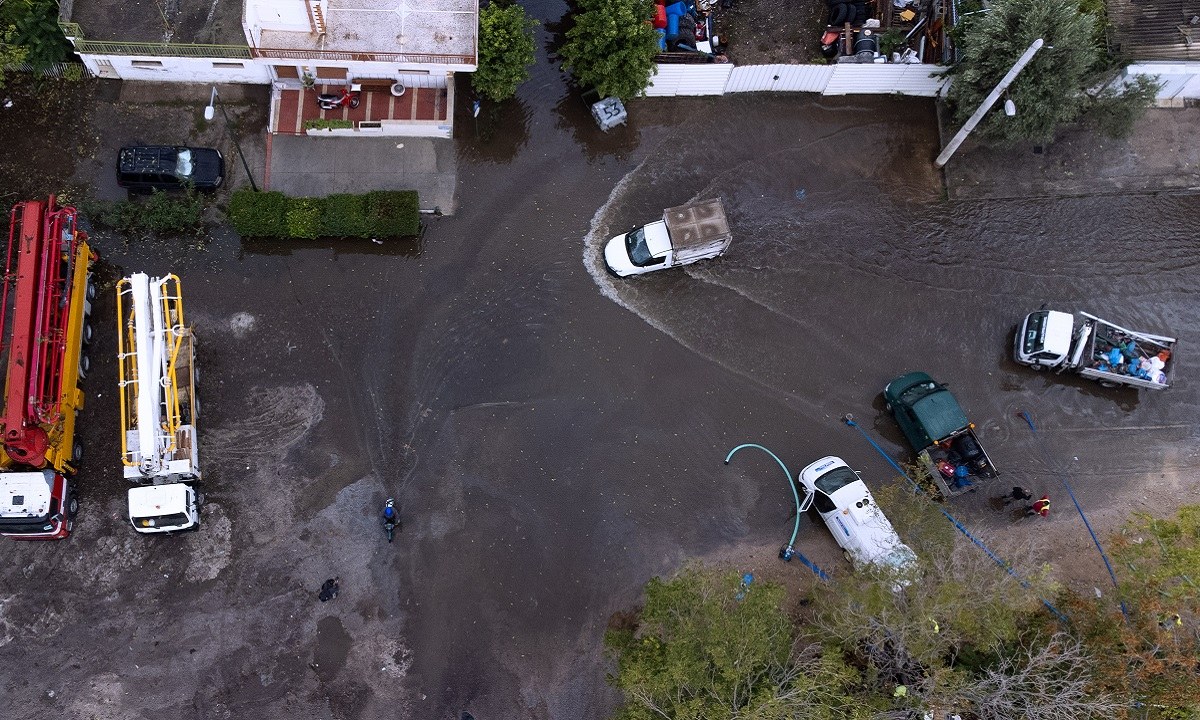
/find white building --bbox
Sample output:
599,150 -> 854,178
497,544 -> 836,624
61,0 -> 478,136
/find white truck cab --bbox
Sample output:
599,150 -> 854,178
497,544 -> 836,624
1015,310 -> 1075,368
797,456 -> 916,571
128,483 -> 199,533
0,470 -> 76,540
1015,309 -> 1176,390
603,198 -> 731,277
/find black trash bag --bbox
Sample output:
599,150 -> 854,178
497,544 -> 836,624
952,434 -> 987,471
852,2 -> 868,26
827,1 -> 853,26
318,577 -> 340,602
678,12 -> 697,41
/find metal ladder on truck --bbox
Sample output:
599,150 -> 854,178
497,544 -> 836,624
117,273 -> 202,534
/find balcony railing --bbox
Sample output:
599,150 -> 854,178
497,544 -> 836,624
251,47 -> 473,64
60,22 -> 474,65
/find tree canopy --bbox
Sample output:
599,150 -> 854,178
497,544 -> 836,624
605,493 -> 1200,720
605,567 -> 864,720
473,1 -> 539,103
946,0 -> 1159,145
559,0 -> 659,101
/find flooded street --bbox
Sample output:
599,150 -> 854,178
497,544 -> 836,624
4,9 -> 1200,720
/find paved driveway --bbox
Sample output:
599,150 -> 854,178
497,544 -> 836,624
267,134 -> 458,214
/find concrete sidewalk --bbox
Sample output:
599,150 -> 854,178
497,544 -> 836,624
266,135 -> 458,214
944,107 -> 1200,200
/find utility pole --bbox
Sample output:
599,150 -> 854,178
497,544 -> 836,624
204,86 -> 260,192
935,38 -> 1045,168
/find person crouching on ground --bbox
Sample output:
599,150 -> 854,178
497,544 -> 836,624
1025,495 -> 1050,518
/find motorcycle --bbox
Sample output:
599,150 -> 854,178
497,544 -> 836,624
382,497 -> 398,543
317,83 -> 362,111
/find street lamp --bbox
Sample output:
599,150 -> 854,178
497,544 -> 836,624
204,85 -> 259,191
724,443 -> 804,562
934,37 -> 1045,168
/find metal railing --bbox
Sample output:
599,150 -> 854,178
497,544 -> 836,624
61,21 -> 473,64
251,47 -> 473,64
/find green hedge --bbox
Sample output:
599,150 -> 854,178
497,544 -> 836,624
228,189 -> 420,239
228,190 -> 286,237
84,190 -> 206,236
304,118 -> 354,130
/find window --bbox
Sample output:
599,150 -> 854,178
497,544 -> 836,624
174,149 -> 194,178
213,62 -> 244,69
814,466 -> 858,497
1022,311 -> 1047,355
813,491 -> 838,514
316,66 -> 347,79
131,60 -> 164,68
624,228 -> 665,267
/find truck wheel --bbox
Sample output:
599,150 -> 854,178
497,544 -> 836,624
82,323 -> 94,345
72,443 -> 83,463
1099,380 -> 1118,389
86,281 -> 96,300
78,355 -> 90,379
68,497 -> 79,516
1030,363 -> 1045,372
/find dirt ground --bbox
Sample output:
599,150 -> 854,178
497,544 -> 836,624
714,0 -> 826,64
1,48 -> 1199,720
0,75 -> 268,205
0,75 -> 100,203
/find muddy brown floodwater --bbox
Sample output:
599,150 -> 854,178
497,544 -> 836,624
3,3 -> 1200,720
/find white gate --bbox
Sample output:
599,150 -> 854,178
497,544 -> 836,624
822,64 -> 948,96
1124,61 -> 1200,103
726,64 -> 834,93
643,63 -> 735,96
644,62 -> 948,98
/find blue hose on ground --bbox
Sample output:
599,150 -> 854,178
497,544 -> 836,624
1019,411 -> 1128,618
842,415 -> 1070,624
724,443 -> 830,581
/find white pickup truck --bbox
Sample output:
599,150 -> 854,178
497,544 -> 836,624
1014,310 -> 1177,390
603,198 -> 731,277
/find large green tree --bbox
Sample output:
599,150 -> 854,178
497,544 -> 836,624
605,488 -> 1165,720
0,0 -> 72,69
946,0 -> 1158,145
1067,507 -> 1200,717
605,567 -> 863,720
473,1 -> 538,102
0,27 -> 29,89
559,0 -> 659,101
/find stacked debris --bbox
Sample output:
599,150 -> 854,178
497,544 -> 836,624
651,0 -> 730,63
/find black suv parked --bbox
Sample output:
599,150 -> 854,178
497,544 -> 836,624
116,146 -> 225,192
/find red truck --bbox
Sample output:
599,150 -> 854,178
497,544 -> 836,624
0,197 -> 96,540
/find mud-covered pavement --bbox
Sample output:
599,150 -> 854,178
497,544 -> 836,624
5,17 -> 1200,720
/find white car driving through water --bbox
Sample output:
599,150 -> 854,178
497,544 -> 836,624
797,456 -> 917,572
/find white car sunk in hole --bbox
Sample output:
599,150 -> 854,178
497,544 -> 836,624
797,456 -> 917,572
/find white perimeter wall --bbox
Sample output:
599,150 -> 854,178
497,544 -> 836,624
1124,61 -> 1200,103
645,62 -> 948,98
80,54 -> 273,84
78,53 -> 457,86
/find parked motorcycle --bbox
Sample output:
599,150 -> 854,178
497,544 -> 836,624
317,83 -> 362,110
382,497 -> 398,543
